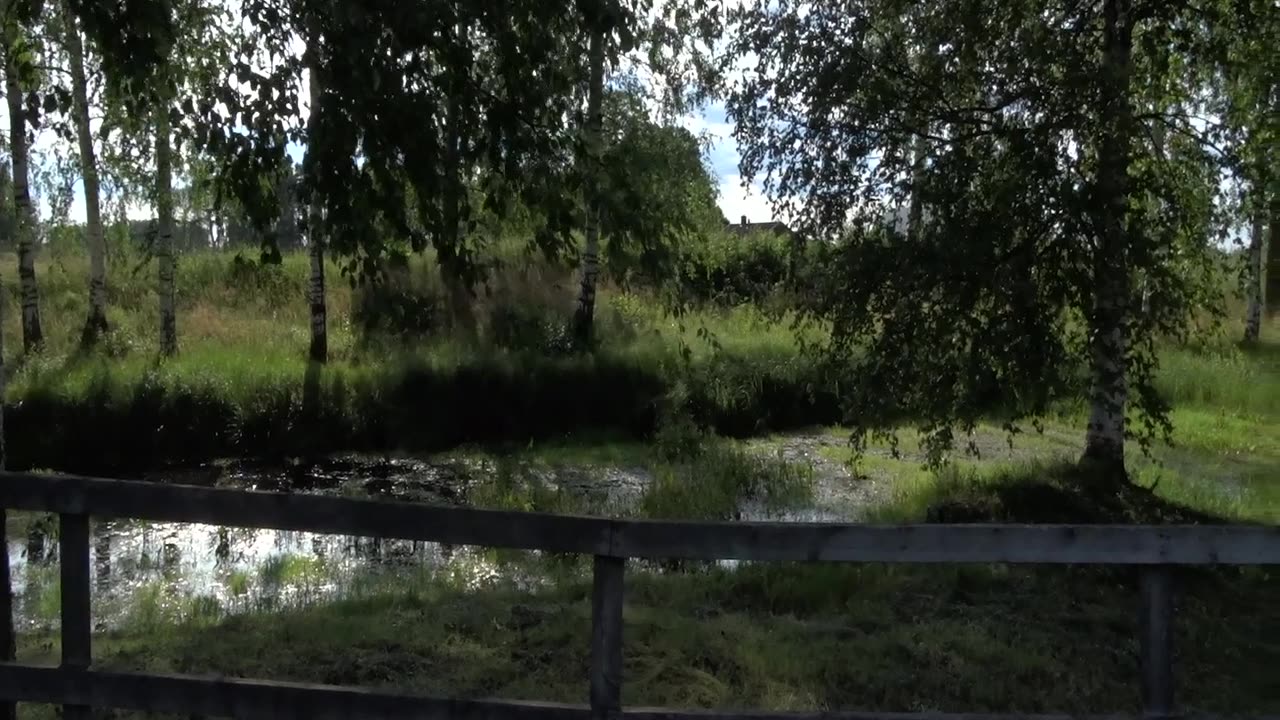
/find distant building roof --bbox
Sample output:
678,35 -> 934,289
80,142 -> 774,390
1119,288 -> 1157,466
724,214 -> 793,237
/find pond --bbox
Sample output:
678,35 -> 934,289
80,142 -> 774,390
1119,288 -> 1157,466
6,441 -> 873,631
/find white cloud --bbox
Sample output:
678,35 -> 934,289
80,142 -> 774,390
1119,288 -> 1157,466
717,174 -> 778,225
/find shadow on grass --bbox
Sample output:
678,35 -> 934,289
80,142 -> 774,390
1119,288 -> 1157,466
15,456 -> 1278,717
27,549 -> 1272,718
1239,336 -> 1280,368
922,460 -> 1229,524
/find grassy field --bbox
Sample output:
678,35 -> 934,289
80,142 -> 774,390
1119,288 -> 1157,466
4,246 -> 1280,717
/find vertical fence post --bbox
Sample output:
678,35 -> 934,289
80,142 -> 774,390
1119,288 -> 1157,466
1139,566 -> 1174,719
590,555 -> 624,720
60,513 -> 91,720
0,508 -> 15,720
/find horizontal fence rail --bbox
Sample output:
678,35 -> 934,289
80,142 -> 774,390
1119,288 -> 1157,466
0,471 -> 1277,720
1,472 -> 1278,564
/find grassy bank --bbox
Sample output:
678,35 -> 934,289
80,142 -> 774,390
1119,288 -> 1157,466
6,247 -> 1278,473
3,248 -> 838,472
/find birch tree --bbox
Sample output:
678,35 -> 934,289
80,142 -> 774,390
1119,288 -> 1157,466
1217,0 -> 1278,345
3,21 -> 43,350
727,0 -> 1235,481
155,90 -> 177,355
571,21 -> 606,344
1244,207 -> 1266,342
303,32 -> 326,362
61,5 -> 109,344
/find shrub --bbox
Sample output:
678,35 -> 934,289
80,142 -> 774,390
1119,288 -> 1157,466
676,230 -> 795,305
352,270 -> 446,340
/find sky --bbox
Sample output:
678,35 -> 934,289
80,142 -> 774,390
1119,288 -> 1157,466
680,102 -> 775,226
11,94 -> 777,229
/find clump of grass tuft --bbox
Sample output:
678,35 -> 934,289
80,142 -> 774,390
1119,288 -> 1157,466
640,442 -> 813,520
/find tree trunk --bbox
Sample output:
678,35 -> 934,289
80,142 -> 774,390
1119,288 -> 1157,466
156,103 -> 178,357
440,17 -> 475,334
906,133 -> 927,241
572,26 -> 605,345
305,62 -> 327,363
6,54 -> 43,351
1082,0 -> 1134,478
1244,207 -> 1265,344
65,11 -> 109,346
0,264 -> 12,720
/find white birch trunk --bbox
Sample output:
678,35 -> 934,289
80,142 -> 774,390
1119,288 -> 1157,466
1244,210 -> 1264,343
65,11 -> 109,345
906,132 -> 927,241
156,104 -> 178,356
572,26 -> 605,344
6,54 -> 42,351
306,63 -> 327,362
1082,0 -> 1134,477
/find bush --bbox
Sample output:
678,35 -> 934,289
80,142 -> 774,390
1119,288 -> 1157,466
352,269 -> 446,340
676,230 -> 795,305
487,303 -> 574,355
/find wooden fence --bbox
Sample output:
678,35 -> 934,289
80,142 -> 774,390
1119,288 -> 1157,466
0,471 -> 1276,720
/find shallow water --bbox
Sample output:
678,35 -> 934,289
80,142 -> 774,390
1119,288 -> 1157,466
6,456 -> 632,631
6,444 -> 867,630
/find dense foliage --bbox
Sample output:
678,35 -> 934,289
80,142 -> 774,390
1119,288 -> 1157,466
725,0 -> 1270,472
0,0 -> 1274,486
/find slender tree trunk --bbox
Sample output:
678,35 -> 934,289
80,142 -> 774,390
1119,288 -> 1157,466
305,62 -> 327,362
572,26 -> 605,345
0,264 -> 12,720
1082,0 -> 1134,478
438,18 -> 476,334
65,11 -> 109,346
906,133 -> 927,241
6,54 -> 43,351
156,103 -> 178,357
1244,207 -> 1265,344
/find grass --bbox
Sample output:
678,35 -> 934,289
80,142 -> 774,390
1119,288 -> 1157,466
3,248 -> 840,473
5,246 -> 1280,717
13,549 -> 1280,718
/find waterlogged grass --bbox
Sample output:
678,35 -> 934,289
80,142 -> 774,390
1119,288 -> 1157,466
640,442 -> 814,520
446,435 -> 816,521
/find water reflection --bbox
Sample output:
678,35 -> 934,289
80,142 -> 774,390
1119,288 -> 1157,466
6,516 -> 531,631
4,448 -> 840,629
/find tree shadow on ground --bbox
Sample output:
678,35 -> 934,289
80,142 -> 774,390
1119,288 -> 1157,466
923,460 -> 1228,524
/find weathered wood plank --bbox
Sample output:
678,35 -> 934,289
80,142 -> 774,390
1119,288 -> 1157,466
1140,568 -> 1175,718
619,707 -> 1121,712
0,664 -> 1273,720
1,473 -> 1278,565
58,514 -> 91,668
619,707 -> 1269,712
0,511 -> 14,720
607,520 -> 1280,565
0,472 -> 612,556
59,513 -> 92,719
0,663 -> 589,719
591,556 -> 625,719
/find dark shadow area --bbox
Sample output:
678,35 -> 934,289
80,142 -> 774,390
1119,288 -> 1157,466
15,551 -> 1275,718
923,460 -> 1227,525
